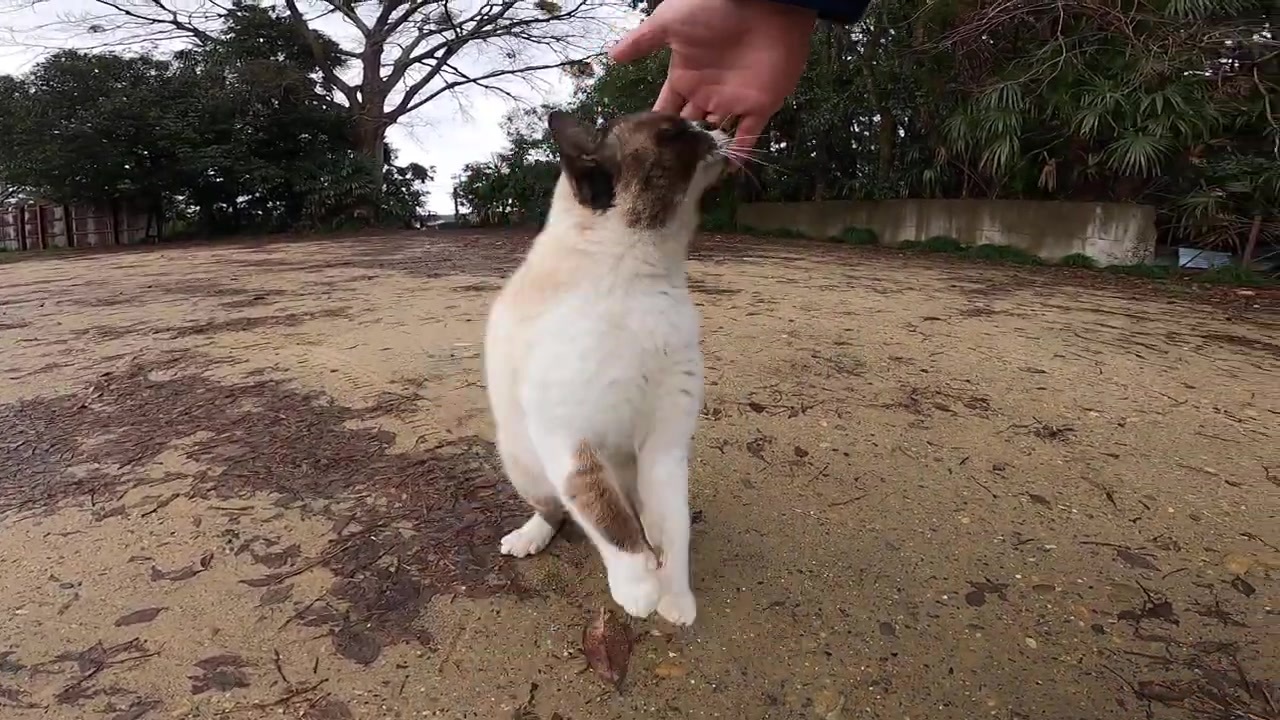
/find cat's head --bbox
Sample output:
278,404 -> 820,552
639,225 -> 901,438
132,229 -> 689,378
548,110 -> 730,229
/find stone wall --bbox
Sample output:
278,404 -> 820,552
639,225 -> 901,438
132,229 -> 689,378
736,199 -> 1158,266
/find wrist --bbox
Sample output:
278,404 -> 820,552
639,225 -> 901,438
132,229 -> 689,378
745,0 -> 818,21
765,0 -> 866,24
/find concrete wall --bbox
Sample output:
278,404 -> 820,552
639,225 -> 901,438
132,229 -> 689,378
736,199 -> 1158,266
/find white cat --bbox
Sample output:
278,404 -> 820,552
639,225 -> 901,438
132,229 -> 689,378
483,110 -> 729,626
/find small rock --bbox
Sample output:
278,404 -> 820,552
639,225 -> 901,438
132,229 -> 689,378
1223,553 -> 1253,576
1024,637 -> 1037,649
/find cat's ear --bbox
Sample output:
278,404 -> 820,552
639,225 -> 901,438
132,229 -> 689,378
548,111 -> 597,162
548,111 -> 615,212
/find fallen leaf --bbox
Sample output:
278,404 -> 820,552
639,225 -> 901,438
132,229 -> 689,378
1136,680 -> 1193,703
189,668 -> 249,694
812,688 -> 846,719
107,698 -> 162,720
1115,548 -> 1160,571
114,607 -> 165,627
332,625 -> 381,665
150,552 -> 214,582
194,654 -> 250,672
1229,576 -> 1256,598
258,584 -> 294,607
238,575 -> 281,588
303,698 -> 354,720
582,608 -> 633,689
653,659 -> 687,678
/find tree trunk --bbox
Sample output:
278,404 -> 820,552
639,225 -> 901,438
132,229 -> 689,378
353,113 -> 388,175
877,114 -> 897,183
1241,214 -> 1263,267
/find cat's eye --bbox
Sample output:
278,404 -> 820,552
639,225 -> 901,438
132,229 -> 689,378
656,121 -> 693,143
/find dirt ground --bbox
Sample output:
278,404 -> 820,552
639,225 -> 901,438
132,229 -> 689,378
0,231 -> 1277,720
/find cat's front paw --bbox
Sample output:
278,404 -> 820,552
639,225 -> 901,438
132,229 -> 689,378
499,515 -> 557,558
657,589 -> 697,626
607,555 -> 661,618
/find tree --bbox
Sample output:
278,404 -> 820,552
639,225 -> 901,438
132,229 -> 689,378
457,0 -> 1278,256
35,0 -> 623,175
0,6 -> 436,234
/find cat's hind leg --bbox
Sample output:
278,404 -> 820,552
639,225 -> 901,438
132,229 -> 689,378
497,431 -> 563,558
638,437 -> 697,626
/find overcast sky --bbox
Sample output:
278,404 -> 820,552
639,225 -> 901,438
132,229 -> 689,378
0,0 -> 641,213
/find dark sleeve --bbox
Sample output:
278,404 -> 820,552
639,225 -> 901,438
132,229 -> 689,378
770,0 -> 869,24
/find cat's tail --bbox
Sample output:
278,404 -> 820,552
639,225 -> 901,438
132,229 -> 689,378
563,440 -> 660,563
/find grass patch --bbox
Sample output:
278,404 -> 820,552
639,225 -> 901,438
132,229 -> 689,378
1104,263 -> 1175,280
836,227 -> 878,245
1059,253 -> 1097,269
1194,265 -> 1271,287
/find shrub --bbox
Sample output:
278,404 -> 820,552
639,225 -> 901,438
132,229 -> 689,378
1059,253 -> 1097,268
837,227 -> 878,245
917,235 -> 967,253
967,243 -> 1043,265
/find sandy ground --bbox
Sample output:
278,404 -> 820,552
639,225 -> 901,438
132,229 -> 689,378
0,231 -> 1277,720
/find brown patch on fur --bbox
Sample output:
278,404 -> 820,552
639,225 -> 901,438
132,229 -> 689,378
612,113 -> 714,229
551,111 -> 717,230
564,441 -> 650,553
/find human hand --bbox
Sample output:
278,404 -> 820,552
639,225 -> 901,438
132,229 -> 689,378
609,0 -> 817,157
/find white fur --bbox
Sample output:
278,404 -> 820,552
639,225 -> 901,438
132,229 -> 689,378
484,129 -> 727,625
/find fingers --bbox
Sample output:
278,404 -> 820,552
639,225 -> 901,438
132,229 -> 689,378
680,102 -> 707,121
609,18 -> 666,64
653,80 -> 684,115
731,114 -> 768,159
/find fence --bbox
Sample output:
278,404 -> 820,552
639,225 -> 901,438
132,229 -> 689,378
0,200 -> 154,252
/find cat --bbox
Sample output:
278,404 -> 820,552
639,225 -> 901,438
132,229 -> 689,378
482,110 -> 730,626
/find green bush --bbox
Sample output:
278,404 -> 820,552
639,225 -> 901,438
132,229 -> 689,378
967,243 -> 1043,265
836,226 -> 878,245
1059,253 -> 1097,268
917,235 -> 967,253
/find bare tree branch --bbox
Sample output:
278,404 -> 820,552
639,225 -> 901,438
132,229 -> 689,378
1,0 -> 623,167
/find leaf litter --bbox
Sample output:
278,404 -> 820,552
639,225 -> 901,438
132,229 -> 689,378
0,352 -> 529,660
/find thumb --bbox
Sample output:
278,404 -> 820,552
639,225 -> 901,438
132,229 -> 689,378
608,18 -> 668,63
